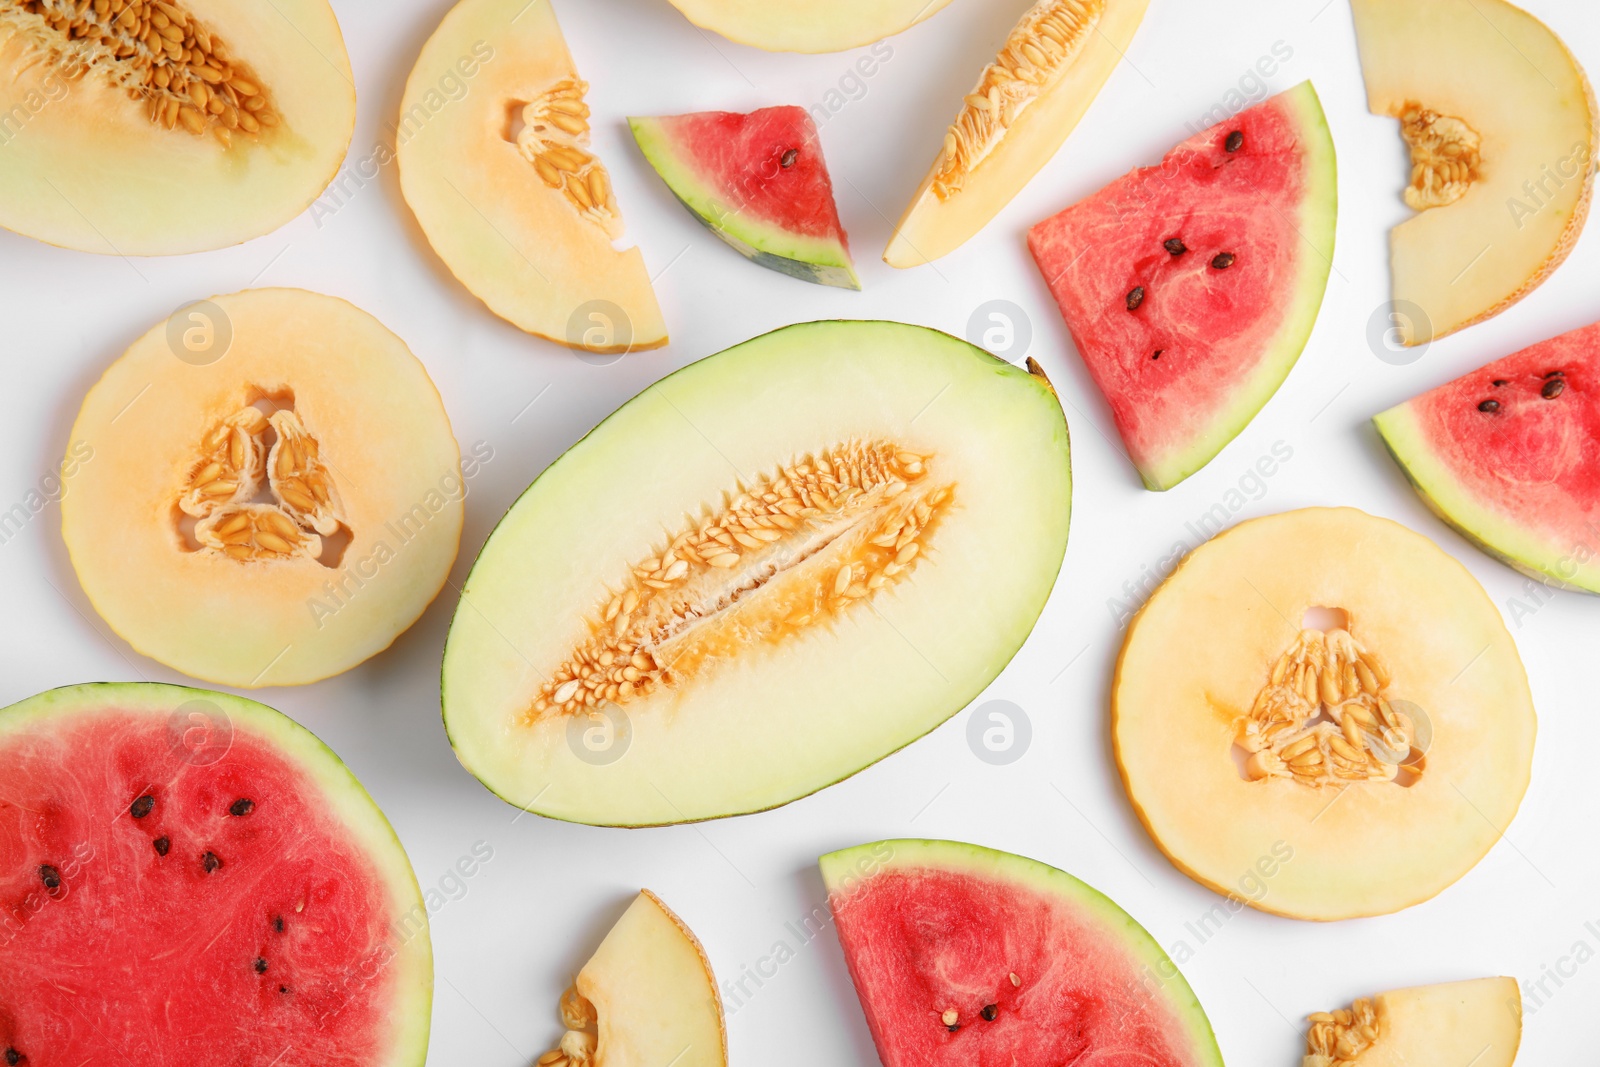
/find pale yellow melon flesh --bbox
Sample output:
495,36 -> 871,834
398,0 -> 665,352
1351,0 -> 1597,344
0,0 -> 355,255
1302,978 -> 1520,1067
1113,508 -> 1535,921
661,0 -> 955,53
885,0 -> 1149,268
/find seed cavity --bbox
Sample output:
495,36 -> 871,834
1477,400 -> 1500,413
1210,252 -> 1236,270
981,1004 -> 999,1021
516,79 -> 620,237
153,836 -> 171,856
1396,103 -> 1481,211
1162,238 -> 1186,256
229,798 -> 256,817
780,148 -> 799,169
1224,130 -> 1243,153
539,986 -> 600,1067
1125,286 -> 1145,311
1305,996 -> 1381,1064
202,850 -> 222,873
130,794 -> 155,819
38,865 -> 60,890
1542,379 -> 1565,399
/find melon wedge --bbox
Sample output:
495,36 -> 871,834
660,0 -> 955,53
1114,508 -> 1535,921
821,840 -> 1223,1067
630,106 -> 859,289
1303,978 -> 1521,1067
0,0 -> 356,255
1376,321 -> 1600,594
1028,82 -> 1336,490
62,288 -> 463,688
1351,0 -> 1597,345
885,0 -> 1150,268
0,682 -> 432,1067
537,891 -> 725,1067
441,320 -> 1071,825
398,0 -> 665,352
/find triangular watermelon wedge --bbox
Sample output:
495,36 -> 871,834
630,106 -> 860,289
1028,81 -> 1337,490
1375,321 -> 1600,594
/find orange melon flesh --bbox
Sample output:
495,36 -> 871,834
0,0 -> 356,255
398,0 -> 666,352
1113,508 -> 1535,921
1302,978 -> 1520,1067
660,0 -> 956,53
62,288 -> 463,688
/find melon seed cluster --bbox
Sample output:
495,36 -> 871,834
516,79 -> 621,238
1398,104 -> 1481,210
1302,997 -> 1380,1066
6,0 -> 279,145
1235,627 -> 1421,787
535,986 -> 599,1067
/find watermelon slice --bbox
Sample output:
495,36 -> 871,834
0,683 -> 432,1066
630,106 -> 860,289
1375,321 -> 1600,594
821,840 -> 1222,1067
1028,81 -> 1337,490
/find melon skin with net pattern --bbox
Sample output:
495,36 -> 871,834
0,682 -> 432,1067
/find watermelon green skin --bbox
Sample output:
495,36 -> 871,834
1028,81 -> 1337,491
630,106 -> 860,289
1375,321 -> 1600,594
820,840 -> 1223,1067
0,683 -> 432,1067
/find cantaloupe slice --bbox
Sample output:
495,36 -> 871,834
1302,978 -> 1520,1067
398,0 -> 666,352
62,288 -> 463,688
0,0 -> 355,255
660,0 -> 955,53
885,0 -> 1150,268
1114,508 -> 1535,921
1351,0 -> 1597,344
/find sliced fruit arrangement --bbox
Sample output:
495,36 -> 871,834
0,0 -> 356,255
398,0 -> 665,351
820,840 -> 1223,1067
630,106 -> 859,289
1376,321 -> 1600,594
1302,978 -> 1521,1067
62,288 -> 462,688
536,891 -> 725,1067
0,682 -> 432,1066
886,0 -> 1151,267
659,0 -> 954,53
1114,508 -> 1535,921
1029,81 -> 1337,490
443,320 -> 1071,825
1351,0 -> 1597,345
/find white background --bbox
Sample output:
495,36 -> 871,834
2,0 -> 1597,1062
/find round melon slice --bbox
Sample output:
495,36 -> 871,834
62,288 -> 463,688
660,0 -> 955,53
0,0 -> 356,255
820,840 -> 1223,1067
1302,978 -> 1520,1067
0,682 -> 431,1066
442,320 -> 1071,826
398,0 -> 666,352
1114,507 -> 1535,921
1375,321 -> 1600,594
536,890 -> 725,1067
886,0 -> 1151,268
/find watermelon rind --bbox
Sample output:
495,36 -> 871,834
1374,403 -> 1600,594
820,838 -> 1224,1067
0,682 -> 434,1067
629,116 -> 861,290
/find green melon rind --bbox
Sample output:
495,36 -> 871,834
1374,402 -> 1600,594
1144,80 -> 1338,492
0,681 -> 434,1067
628,116 -> 861,290
820,839 -> 1224,1067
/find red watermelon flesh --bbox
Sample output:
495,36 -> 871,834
1028,81 -> 1336,490
0,685 -> 430,1067
820,841 -> 1221,1067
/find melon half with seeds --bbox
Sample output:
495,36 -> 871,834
0,682 -> 432,1066
442,320 -> 1071,825
62,288 -> 463,688
0,0 -> 356,255
399,0 -> 666,352
1301,978 -> 1520,1067
1114,508 -> 1535,921
660,0 -> 955,53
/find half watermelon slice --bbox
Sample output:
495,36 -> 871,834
1375,321 -> 1600,593
630,106 -> 860,289
0,683 -> 432,1066
821,840 -> 1222,1067
1028,81 -> 1337,490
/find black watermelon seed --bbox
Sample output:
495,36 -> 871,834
981,1004 -> 999,1021
1211,252 -> 1236,270
38,865 -> 60,890
1545,369 -> 1565,378
780,148 -> 799,169
1478,400 -> 1501,413
1492,379 -> 1508,387
153,836 -> 171,856
945,1022 -> 960,1033
1126,286 -> 1145,311
130,795 -> 154,819
1152,349 -> 1164,360
1225,130 -> 1244,152
203,851 -> 222,873
279,986 -> 290,994
1542,379 -> 1565,399
4,1049 -> 18,1066
274,916 -> 285,933
1163,238 -> 1187,255
254,958 -> 268,974
229,798 -> 256,817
